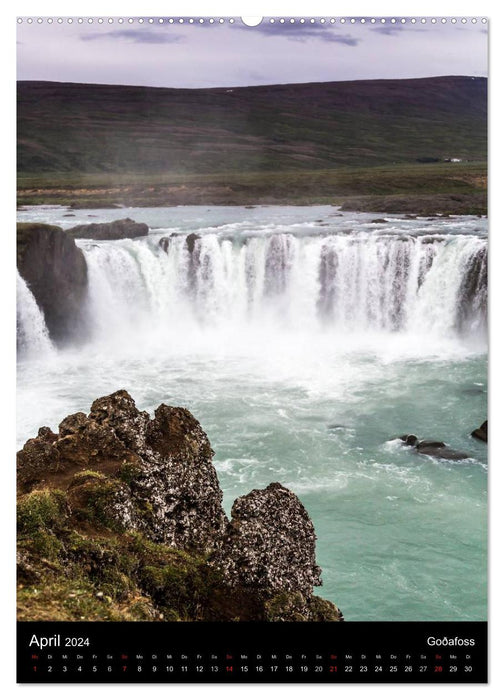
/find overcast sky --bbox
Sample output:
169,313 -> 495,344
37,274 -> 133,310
17,18 -> 488,88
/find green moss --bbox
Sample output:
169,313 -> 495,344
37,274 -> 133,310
100,572 -> 133,602
264,592 -> 342,622
70,476 -> 128,532
69,470 -> 106,487
30,532 -> 63,559
265,591 -> 308,622
117,461 -> 143,486
17,489 -> 68,536
139,550 -> 219,620
18,577 -> 126,622
307,595 -> 343,622
16,480 -> 342,622
128,598 -> 157,621
63,532 -> 133,599
17,524 -> 226,621
65,530 -> 104,556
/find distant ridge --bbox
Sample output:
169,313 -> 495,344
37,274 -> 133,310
17,76 -> 486,175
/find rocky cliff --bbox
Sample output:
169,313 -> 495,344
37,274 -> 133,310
17,390 -> 343,623
17,222 -> 88,343
67,218 -> 149,240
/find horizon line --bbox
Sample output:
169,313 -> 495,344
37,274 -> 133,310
16,74 -> 487,92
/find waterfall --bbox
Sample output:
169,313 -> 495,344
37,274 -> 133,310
16,271 -> 53,356
78,230 -> 487,343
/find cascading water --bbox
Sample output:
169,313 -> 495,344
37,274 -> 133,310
16,270 -> 53,356
16,207 -> 488,621
80,230 -> 487,343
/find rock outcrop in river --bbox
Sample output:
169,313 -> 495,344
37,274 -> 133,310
67,218 -> 149,240
17,390 -> 342,622
17,223 -> 88,343
399,434 -> 470,461
471,420 -> 488,443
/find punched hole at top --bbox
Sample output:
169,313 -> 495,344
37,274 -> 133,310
241,17 -> 263,27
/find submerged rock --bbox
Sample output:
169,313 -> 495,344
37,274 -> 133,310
399,434 -> 419,447
17,391 -> 341,622
471,420 -> 488,443
417,440 -> 446,449
67,218 -> 149,240
416,444 -> 470,461
398,434 -> 470,461
17,222 -> 88,343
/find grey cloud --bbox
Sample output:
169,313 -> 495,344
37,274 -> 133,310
370,23 -> 429,36
371,25 -> 408,36
81,29 -> 185,44
236,22 -> 360,45
319,33 -> 360,46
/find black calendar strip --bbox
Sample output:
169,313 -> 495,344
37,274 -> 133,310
17,621 -> 487,683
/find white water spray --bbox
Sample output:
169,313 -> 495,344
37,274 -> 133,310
16,271 -> 53,356
80,230 -> 487,344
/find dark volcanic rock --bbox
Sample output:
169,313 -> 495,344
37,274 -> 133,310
67,218 -> 149,240
456,246 -> 487,334
158,233 -> 201,280
17,391 -> 342,622
17,389 -> 227,552
399,434 -> 419,447
417,440 -> 446,449
17,222 -> 88,343
471,420 -> 488,443
186,232 -> 201,254
399,434 -> 470,460
210,482 -> 322,597
416,444 -> 470,460
159,236 -> 170,252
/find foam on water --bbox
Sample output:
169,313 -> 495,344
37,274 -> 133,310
16,206 -> 487,621
16,271 -> 54,358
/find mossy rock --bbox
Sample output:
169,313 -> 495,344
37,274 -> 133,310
63,533 -> 136,601
17,576 -> 134,622
264,591 -> 343,622
69,470 -> 107,488
17,489 -> 68,536
16,472 -> 343,622
264,591 -> 310,622
307,595 -> 343,622
117,461 -> 143,486
68,475 -> 133,532
139,552 -> 216,619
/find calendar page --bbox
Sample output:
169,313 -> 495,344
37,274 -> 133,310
16,14 -> 488,684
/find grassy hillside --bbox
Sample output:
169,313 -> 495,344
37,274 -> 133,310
18,76 -> 486,174
17,77 -> 487,213
16,162 -> 486,215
